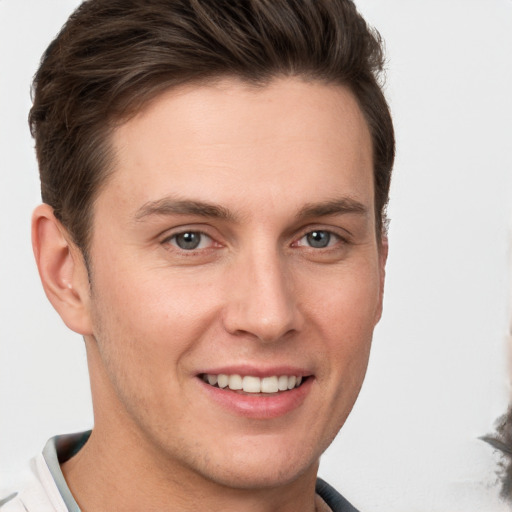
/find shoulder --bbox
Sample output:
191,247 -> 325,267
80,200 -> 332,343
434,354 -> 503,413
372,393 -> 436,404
316,478 -> 361,512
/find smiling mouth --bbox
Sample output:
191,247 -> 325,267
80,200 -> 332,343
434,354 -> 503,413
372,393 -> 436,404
200,374 -> 306,394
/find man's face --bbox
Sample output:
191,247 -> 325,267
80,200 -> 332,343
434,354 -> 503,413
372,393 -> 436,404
83,77 -> 386,488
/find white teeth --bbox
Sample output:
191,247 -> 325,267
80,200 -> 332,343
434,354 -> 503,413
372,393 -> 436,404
217,374 -> 229,388
261,376 -> 279,393
242,376 -> 261,393
228,374 -> 243,390
278,375 -> 289,391
204,373 -> 304,393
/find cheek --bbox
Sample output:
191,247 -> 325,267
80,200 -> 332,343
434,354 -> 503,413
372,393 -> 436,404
87,269 -> 223,429
306,259 -> 381,331
302,262 -> 380,379
89,262 -> 222,379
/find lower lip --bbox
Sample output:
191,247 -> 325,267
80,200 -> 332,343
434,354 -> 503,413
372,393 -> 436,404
198,377 -> 313,419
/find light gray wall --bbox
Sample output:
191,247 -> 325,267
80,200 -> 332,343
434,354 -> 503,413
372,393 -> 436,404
1,1 -> 511,510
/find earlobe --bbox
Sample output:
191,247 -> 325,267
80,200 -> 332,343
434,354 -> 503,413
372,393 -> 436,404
32,204 -> 93,335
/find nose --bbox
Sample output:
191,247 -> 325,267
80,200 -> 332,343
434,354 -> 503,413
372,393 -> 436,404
222,248 -> 303,343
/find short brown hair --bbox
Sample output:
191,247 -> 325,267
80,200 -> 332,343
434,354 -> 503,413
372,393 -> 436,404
29,0 -> 395,253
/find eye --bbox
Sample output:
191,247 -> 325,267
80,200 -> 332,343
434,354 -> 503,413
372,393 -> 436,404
297,230 -> 339,249
167,231 -> 213,251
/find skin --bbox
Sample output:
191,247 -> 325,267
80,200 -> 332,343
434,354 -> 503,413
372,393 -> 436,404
33,77 -> 387,512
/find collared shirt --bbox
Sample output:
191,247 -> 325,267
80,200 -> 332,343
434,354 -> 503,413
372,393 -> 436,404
0,432 -> 359,512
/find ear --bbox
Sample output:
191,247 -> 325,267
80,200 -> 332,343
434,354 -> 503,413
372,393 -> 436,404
32,204 -> 93,335
374,235 -> 389,324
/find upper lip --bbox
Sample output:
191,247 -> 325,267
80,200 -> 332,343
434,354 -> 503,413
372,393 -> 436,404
197,365 -> 312,378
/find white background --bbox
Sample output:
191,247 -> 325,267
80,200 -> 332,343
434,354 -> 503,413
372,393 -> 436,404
1,1 -> 511,511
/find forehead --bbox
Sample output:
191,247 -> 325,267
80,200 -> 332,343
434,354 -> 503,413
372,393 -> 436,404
102,77 -> 373,221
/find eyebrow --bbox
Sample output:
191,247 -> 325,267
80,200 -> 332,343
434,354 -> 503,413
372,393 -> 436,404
134,198 -> 236,222
296,198 -> 368,219
134,196 -> 368,223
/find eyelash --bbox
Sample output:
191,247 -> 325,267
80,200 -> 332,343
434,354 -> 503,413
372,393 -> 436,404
294,230 -> 343,250
162,227 -> 347,253
163,230 -> 216,252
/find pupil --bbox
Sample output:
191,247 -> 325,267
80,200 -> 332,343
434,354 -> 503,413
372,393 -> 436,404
307,231 -> 330,248
176,232 -> 200,250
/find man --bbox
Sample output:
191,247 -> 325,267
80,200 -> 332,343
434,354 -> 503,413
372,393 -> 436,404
1,0 -> 394,510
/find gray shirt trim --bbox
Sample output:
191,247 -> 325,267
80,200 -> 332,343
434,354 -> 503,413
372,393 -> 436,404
42,431 -> 91,512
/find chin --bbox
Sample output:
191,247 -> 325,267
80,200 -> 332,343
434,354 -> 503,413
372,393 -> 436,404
201,455 -> 318,491
170,432 -> 324,491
